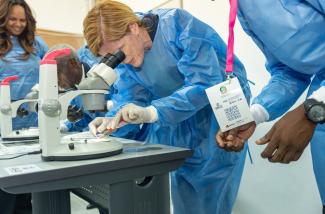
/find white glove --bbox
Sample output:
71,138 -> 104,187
60,120 -> 69,133
109,103 -> 158,130
88,117 -> 114,136
89,117 -> 128,136
250,104 -> 269,125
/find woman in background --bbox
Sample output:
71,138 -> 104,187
0,0 -> 48,213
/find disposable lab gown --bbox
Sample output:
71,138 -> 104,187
77,45 -> 99,72
108,9 -> 251,214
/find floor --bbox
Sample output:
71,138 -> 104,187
71,194 -> 99,214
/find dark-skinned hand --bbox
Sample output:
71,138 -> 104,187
256,104 -> 316,164
216,121 -> 256,152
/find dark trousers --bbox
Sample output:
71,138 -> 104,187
323,205 -> 325,214
0,190 -> 32,214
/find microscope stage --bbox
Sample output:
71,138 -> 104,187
61,132 -> 112,144
40,131 -> 123,161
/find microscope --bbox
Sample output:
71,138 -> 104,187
0,76 -> 39,141
38,48 -> 125,161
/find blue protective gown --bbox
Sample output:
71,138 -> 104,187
77,45 -> 99,72
238,0 -> 325,205
0,36 -> 48,130
107,9 -> 251,214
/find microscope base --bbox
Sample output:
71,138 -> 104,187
42,149 -> 122,161
1,128 -> 39,142
41,138 -> 123,161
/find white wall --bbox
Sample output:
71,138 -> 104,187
25,0 -> 180,33
26,0 -> 92,34
117,0 -> 164,11
118,0 -> 181,12
183,0 -> 268,96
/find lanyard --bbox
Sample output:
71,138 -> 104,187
225,0 -> 238,78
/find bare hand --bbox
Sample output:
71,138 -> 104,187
256,104 -> 316,164
216,121 -> 256,152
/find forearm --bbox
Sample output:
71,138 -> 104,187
152,85 -> 209,125
252,69 -> 311,121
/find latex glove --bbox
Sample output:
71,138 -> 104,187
108,103 -> 158,130
88,117 -> 114,136
60,120 -> 69,132
216,121 -> 256,152
256,104 -> 316,164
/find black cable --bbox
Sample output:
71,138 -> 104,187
0,150 -> 41,160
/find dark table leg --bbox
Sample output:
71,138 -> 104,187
32,190 -> 70,214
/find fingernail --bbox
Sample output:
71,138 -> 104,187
256,138 -> 263,144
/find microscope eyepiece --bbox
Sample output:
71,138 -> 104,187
100,50 -> 126,69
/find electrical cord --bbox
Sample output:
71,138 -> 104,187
0,150 -> 41,160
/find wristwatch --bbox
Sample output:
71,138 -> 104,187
304,98 -> 325,124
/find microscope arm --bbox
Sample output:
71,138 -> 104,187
10,99 -> 38,118
58,90 -> 108,120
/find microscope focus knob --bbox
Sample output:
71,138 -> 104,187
68,143 -> 75,150
0,104 -> 11,115
40,99 -> 61,117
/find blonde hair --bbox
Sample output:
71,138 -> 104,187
83,0 -> 141,55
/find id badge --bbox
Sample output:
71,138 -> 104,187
205,77 -> 253,132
